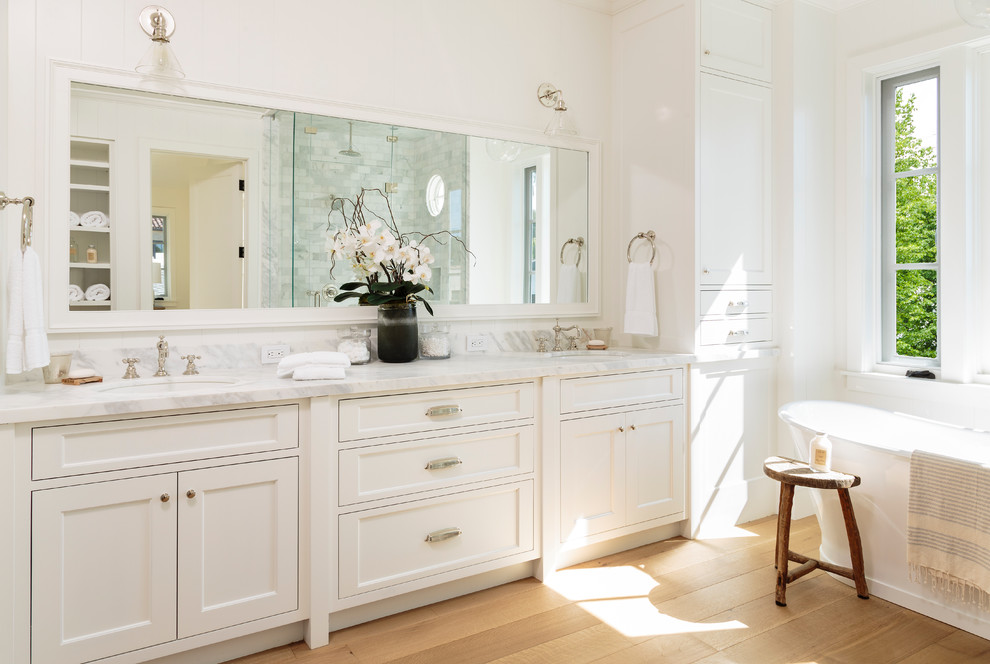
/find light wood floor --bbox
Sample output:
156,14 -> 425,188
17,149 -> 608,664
227,516 -> 990,663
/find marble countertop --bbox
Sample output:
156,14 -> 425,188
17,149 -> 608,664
0,348 -> 772,424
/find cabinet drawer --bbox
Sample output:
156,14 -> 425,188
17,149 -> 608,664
338,481 -> 534,598
700,289 -> 771,317
560,369 -> 683,414
699,317 -> 772,345
32,405 -> 299,479
338,383 -> 534,442
339,426 -> 534,506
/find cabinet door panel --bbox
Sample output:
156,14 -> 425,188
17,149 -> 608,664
177,458 -> 298,638
32,474 -> 177,664
625,405 -> 685,524
559,414 -> 626,540
699,73 -> 772,286
701,0 -> 772,82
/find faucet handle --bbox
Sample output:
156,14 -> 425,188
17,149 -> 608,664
180,354 -> 201,376
122,358 -> 140,379
536,335 -> 550,353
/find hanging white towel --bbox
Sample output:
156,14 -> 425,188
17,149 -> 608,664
84,283 -> 110,301
68,284 -> 85,302
6,247 -> 51,374
69,211 -> 80,227
290,365 -> 347,381
276,351 -> 351,378
556,264 -> 581,304
80,210 -> 109,228
623,261 -> 658,336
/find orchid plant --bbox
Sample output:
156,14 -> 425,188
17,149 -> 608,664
327,188 -> 465,315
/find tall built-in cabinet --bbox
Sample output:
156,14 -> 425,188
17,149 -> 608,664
68,138 -> 113,310
614,0 -> 777,535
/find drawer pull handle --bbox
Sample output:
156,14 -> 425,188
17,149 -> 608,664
727,330 -> 750,337
425,456 -> 463,471
425,527 -> 462,543
426,404 -> 462,417
727,300 -> 748,307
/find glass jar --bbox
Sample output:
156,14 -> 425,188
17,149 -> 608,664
419,323 -> 451,360
86,244 -> 98,263
337,326 -> 371,365
69,238 -> 78,263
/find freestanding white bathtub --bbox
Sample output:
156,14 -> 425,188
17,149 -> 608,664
779,400 -> 990,639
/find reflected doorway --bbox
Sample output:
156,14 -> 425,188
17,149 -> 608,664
150,152 -> 247,309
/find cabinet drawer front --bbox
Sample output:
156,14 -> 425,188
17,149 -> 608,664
699,317 -> 772,345
338,481 -> 534,598
560,369 -> 683,414
338,383 -> 534,442
32,404 -> 299,479
339,426 -> 534,505
700,289 -> 772,316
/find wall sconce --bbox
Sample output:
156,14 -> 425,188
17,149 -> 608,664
956,0 -> 990,27
537,83 -> 577,137
135,6 -> 185,79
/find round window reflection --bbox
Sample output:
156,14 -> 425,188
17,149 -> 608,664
426,174 -> 445,217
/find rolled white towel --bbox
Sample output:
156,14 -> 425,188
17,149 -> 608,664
84,283 -> 110,301
276,351 -> 351,377
69,211 -> 81,227
68,284 -> 84,302
291,365 -> 347,381
80,210 -> 109,228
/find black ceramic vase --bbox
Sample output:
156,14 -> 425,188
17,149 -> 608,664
377,302 -> 418,363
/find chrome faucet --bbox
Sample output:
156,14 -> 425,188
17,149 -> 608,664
155,335 -> 169,377
552,319 -> 580,352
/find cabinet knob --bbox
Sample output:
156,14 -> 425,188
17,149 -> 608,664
703,268 -> 710,274
704,48 -> 711,55
630,424 -> 637,431
186,489 -> 197,499
618,426 -> 625,433
160,493 -> 170,503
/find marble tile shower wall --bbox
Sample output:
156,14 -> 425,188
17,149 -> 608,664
261,113 -> 470,309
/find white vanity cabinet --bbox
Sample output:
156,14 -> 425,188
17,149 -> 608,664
27,404 -> 301,664
334,382 -> 538,607
555,369 -> 686,555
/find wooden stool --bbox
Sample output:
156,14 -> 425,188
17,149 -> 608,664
763,456 -> 869,606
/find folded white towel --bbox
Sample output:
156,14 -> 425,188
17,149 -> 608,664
80,210 -> 109,228
68,284 -> 85,302
276,351 -> 351,377
291,365 -> 347,381
69,211 -> 81,227
85,283 -> 110,301
556,264 -> 581,304
6,247 -> 51,374
623,261 -> 658,336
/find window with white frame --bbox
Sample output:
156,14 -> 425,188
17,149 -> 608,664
880,68 -> 940,365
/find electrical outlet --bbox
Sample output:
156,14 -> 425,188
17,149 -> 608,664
261,344 -> 290,364
466,334 -> 489,352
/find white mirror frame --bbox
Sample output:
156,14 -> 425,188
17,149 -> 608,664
46,61 -> 601,332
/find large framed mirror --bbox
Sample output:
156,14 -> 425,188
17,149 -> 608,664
47,63 -> 600,331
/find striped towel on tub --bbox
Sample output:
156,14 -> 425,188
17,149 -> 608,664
908,449 -> 990,610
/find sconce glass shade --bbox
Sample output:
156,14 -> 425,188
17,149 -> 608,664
135,40 -> 185,79
544,104 -> 577,137
956,0 -> 990,27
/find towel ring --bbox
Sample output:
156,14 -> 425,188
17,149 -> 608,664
560,237 -> 584,267
627,231 -> 656,264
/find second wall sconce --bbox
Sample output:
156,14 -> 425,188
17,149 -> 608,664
537,83 -> 577,137
135,5 -> 185,79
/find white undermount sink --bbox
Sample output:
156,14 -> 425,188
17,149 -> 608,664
99,376 -> 242,395
550,350 -> 630,359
